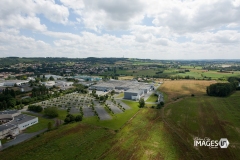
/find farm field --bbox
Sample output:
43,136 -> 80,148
177,70 -> 240,80
160,80 -> 216,102
162,80 -> 240,159
118,76 -> 134,80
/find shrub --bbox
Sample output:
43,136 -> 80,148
75,115 -> 82,122
64,117 -> 71,123
160,101 -> 164,106
67,114 -> 75,122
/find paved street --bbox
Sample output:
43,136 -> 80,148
0,129 -> 46,151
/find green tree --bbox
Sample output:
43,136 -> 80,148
75,115 -> 82,122
110,90 -> 115,96
44,107 -> 58,118
10,89 -> 16,98
138,98 -> 145,108
157,103 -> 162,109
7,98 -> 16,108
49,76 -> 54,81
66,114 -> 75,122
160,101 -> 164,106
92,89 -> 96,94
64,117 -> 70,123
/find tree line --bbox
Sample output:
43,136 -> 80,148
206,77 -> 239,97
0,88 -> 17,110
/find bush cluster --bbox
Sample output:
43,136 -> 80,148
64,114 -> 82,123
28,105 -> 43,112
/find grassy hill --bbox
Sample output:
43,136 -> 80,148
1,80 -> 240,159
162,81 -> 240,159
0,107 -> 184,160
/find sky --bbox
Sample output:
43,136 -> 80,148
0,0 -> 240,59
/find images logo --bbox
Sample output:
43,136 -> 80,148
194,137 -> 229,149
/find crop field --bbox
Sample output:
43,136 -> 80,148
118,76 -> 134,80
174,69 -> 240,80
162,80 -> 240,159
180,65 -> 203,69
160,80 -> 216,102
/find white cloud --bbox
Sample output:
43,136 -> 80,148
148,0 -> 240,33
0,32 -> 52,57
0,0 -> 240,59
35,0 -> 69,24
61,0 -> 145,31
0,0 -> 69,32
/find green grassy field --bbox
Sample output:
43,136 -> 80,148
164,91 -> 240,159
0,108 -> 184,160
116,92 -> 124,98
0,123 -> 114,160
82,100 -> 139,130
146,93 -> 158,102
180,65 -> 202,69
57,109 -> 81,120
100,108 -> 183,159
23,113 -> 55,133
57,109 -> 68,120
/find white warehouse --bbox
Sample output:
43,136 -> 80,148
0,110 -> 38,139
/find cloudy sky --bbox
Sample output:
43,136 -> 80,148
0,0 -> 240,59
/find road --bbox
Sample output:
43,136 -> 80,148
0,129 -> 46,151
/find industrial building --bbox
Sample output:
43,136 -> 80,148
0,110 -> 38,139
89,80 -> 154,100
123,89 -> 144,100
0,80 -> 29,87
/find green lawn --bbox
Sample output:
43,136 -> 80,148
57,109 -> 81,120
22,113 -> 55,133
57,109 -> 68,120
82,100 -> 139,130
116,92 -> 124,98
146,93 -> 158,102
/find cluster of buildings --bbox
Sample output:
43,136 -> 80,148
89,80 -> 154,100
41,80 -> 74,90
0,110 -> 38,140
0,80 -> 31,87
